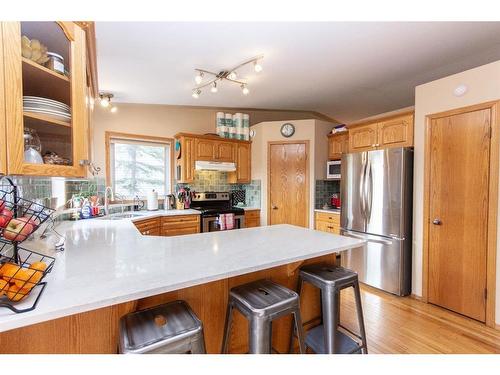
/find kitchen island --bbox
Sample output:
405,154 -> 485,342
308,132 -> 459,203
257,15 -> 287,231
0,215 -> 364,353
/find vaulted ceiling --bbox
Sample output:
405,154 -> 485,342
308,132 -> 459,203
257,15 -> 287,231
96,22 -> 500,123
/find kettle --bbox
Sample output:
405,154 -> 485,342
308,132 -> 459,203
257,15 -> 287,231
165,194 -> 175,210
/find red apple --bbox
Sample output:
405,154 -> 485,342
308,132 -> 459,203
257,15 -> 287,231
0,208 -> 13,228
18,216 -> 38,227
2,218 -> 34,242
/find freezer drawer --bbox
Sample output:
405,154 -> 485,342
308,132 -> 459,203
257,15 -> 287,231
340,229 -> 411,296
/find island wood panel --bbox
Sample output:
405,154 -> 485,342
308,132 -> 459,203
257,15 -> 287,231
0,301 -> 136,354
0,253 -> 335,354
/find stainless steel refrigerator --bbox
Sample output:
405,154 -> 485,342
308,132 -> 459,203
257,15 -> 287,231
340,147 -> 413,296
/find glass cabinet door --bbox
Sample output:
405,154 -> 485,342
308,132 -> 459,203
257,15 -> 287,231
2,21 -> 88,177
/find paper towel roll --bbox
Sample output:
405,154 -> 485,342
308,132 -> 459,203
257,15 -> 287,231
233,113 -> 243,140
147,190 -> 159,211
216,112 -> 225,137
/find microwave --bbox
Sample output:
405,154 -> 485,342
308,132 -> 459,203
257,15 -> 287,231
327,160 -> 341,180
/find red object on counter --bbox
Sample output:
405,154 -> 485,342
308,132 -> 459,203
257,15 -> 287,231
331,194 -> 341,208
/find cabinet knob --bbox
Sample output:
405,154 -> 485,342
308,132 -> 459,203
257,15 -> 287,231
432,219 -> 442,225
272,205 -> 278,210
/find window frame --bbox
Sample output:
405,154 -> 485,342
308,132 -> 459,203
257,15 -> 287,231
105,131 -> 174,198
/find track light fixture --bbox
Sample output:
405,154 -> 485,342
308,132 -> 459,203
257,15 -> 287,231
191,55 -> 263,98
192,89 -> 201,99
99,93 -> 117,113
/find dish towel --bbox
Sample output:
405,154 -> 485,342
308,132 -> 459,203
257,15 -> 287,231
218,214 -> 226,230
225,213 -> 235,230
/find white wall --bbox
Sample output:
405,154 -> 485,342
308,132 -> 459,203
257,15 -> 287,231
251,119 -> 335,227
413,60 -> 500,323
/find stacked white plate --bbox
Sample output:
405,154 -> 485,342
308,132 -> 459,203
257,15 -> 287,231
23,96 -> 71,123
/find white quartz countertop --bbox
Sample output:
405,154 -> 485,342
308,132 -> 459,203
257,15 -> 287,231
0,216 -> 363,333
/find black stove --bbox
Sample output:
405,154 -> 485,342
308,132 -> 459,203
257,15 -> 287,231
191,192 -> 244,217
191,192 -> 245,232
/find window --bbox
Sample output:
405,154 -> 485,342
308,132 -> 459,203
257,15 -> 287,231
108,135 -> 172,198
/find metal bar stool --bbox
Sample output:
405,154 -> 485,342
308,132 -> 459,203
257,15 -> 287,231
221,279 -> 306,354
293,264 -> 368,354
119,300 -> 206,354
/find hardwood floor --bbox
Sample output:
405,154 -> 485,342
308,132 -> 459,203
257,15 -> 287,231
339,285 -> 500,353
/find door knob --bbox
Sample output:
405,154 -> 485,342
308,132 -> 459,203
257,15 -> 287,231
271,205 -> 278,210
432,219 -> 442,225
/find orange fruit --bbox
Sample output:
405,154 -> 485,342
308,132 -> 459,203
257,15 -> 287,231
7,284 -> 29,302
2,265 -> 21,283
29,261 -> 48,273
0,279 -> 8,296
0,262 -> 19,278
13,268 -> 41,289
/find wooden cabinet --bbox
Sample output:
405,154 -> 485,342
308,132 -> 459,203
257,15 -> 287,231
176,133 -> 251,184
315,211 -> 340,234
1,21 -> 91,177
215,141 -> 234,162
228,143 -> 251,184
244,209 -> 260,228
328,132 -> 349,160
0,24 -> 6,175
176,135 -> 195,183
134,215 -> 201,237
195,138 -> 216,160
134,217 -> 161,236
161,215 -> 200,237
349,123 -> 379,152
378,114 -> 413,148
348,113 -> 414,152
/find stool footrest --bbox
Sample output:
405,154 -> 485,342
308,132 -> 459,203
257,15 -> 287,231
305,324 -> 362,354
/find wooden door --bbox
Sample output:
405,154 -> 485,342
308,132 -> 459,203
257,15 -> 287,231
215,142 -> 234,162
348,123 -> 378,152
3,22 -> 88,177
195,139 -> 215,160
378,114 -> 414,148
268,142 -> 308,227
428,108 -> 491,322
328,133 -> 348,160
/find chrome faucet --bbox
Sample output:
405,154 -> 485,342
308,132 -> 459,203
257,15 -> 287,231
104,186 -> 114,216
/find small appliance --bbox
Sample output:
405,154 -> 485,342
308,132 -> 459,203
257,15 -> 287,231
326,160 -> 341,180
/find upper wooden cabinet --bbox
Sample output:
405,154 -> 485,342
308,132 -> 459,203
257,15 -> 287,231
1,22 -> 91,177
175,133 -> 251,184
378,114 -> 414,148
216,141 -> 235,162
349,123 -> 379,152
348,112 -> 414,152
228,142 -> 251,184
327,132 -> 349,160
0,25 -> 6,175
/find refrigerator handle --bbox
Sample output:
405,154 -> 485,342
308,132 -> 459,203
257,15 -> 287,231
365,160 -> 373,223
359,154 -> 367,220
341,229 -> 394,245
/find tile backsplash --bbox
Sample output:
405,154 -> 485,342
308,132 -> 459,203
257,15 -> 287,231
0,176 -> 106,210
176,170 -> 261,207
315,179 -> 340,208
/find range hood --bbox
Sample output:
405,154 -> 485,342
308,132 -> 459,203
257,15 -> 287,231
195,160 -> 236,172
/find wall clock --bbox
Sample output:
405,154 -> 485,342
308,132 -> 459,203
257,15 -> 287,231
280,123 -> 295,138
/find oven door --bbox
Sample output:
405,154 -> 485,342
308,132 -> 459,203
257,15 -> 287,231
327,160 -> 341,179
202,215 -> 245,232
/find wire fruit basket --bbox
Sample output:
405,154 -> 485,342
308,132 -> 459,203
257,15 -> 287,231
0,177 -> 55,313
